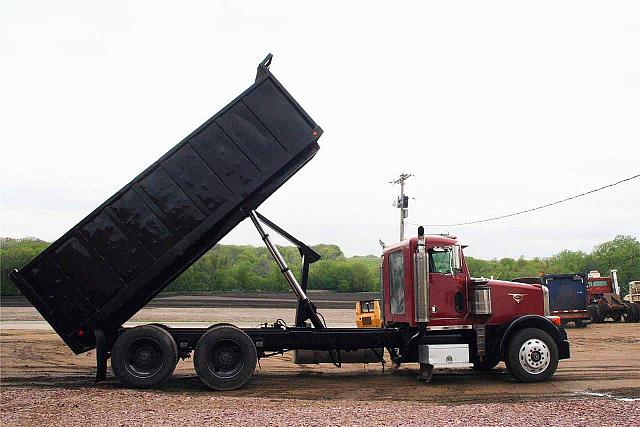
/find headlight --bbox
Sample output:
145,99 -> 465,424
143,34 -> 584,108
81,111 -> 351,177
541,285 -> 550,316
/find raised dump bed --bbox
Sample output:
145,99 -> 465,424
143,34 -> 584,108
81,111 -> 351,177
10,55 -> 322,354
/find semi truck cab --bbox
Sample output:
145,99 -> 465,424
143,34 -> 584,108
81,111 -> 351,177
379,228 -> 570,382
382,233 -> 552,327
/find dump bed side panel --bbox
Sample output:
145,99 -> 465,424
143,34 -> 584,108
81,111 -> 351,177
543,274 -> 588,313
10,58 -> 322,354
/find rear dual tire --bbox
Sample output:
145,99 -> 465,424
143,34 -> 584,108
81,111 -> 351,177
111,325 -> 178,388
626,303 -> 640,323
194,325 -> 257,391
588,304 -> 606,323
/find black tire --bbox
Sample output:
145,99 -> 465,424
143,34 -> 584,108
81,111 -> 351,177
612,312 -> 622,322
207,322 -> 238,330
111,325 -> 178,388
588,304 -> 600,323
473,353 -> 501,371
589,304 -> 606,323
574,320 -> 588,328
193,325 -> 257,391
505,328 -> 559,383
596,304 -> 608,323
628,303 -> 640,323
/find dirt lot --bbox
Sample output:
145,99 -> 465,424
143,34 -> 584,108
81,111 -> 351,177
1,304 -> 639,426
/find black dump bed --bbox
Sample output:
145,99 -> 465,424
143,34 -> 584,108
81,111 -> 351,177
10,55 -> 322,354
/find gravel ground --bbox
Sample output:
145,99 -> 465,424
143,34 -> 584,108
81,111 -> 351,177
1,303 -> 639,426
1,387 -> 638,426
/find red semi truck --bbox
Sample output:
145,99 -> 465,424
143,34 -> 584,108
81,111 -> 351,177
376,231 -> 569,381
10,56 -> 570,390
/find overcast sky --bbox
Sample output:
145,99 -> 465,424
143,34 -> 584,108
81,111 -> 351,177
1,1 -> 639,260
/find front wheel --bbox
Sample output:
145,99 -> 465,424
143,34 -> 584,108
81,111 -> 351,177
506,328 -> 559,383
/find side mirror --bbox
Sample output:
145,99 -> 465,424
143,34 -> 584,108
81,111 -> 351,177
451,245 -> 462,272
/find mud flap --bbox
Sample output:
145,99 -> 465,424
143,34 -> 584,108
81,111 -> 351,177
417,363 -> 434,382
558,327 -> 570,359
95,329 -> 108,383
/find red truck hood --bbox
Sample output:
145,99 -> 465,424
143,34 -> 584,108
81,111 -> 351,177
473,278 -> 546,321
487,279 -> 543,293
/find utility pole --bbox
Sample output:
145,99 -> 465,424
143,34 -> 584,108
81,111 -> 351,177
390,173 -> 412,241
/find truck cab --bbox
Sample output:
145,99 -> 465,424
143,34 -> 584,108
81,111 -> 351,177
379,230 -> 570,382
587,271 -> 614,297
382,235 -> 550,328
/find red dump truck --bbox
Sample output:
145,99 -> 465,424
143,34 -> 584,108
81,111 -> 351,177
10,55 -> 569,390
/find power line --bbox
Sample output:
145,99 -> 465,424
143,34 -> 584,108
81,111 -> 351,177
408,173 -> 640,227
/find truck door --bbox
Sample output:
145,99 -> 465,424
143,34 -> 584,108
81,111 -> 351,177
428,247 -> 468,321
383,245 -> 414,325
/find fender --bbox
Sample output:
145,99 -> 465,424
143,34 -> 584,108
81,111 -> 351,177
498,314 -> 570,359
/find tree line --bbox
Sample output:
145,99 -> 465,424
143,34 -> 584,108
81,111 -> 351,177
1,235 -> 638,296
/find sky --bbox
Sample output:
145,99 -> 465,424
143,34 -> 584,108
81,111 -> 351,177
1,1 -> 639,260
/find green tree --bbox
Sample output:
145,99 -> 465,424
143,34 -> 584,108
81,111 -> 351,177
2,235 -> 638,296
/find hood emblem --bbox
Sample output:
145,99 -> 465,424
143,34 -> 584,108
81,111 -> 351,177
508,293 -> 526,303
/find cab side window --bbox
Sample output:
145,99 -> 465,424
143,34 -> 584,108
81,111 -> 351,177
429,249 -> 452,274
388,251 -> 405,314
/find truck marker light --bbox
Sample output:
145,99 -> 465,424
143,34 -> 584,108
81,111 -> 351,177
78,329 -> 84,337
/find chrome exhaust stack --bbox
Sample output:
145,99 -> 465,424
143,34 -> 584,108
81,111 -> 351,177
414,226 -> 430,323
611,269 -> 620,295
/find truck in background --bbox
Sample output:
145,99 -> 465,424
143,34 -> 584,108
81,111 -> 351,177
625,281 -> 640,304
513,274 -> 590,327
587,270 -> 640,323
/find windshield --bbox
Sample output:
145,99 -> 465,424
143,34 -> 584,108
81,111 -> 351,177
429,248 -> 452,274
589,279 -> 609,288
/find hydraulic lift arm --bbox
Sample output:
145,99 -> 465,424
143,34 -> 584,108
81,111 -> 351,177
249,211 -> 325,329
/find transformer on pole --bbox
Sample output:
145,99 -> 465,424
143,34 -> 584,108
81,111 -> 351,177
390,173 -> 412,241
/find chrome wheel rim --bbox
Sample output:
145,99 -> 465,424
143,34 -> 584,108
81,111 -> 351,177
518,338 -> 550,374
